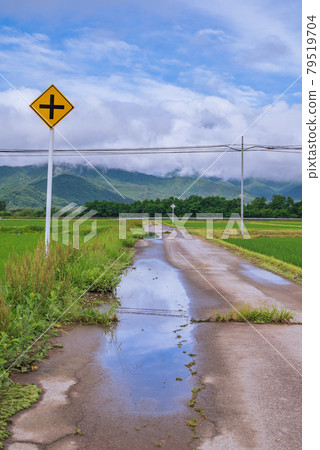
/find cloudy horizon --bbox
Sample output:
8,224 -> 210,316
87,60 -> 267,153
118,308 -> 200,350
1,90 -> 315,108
0,0 -> 302,181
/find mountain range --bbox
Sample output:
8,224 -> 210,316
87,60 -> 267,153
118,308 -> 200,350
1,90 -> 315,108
0,165 -> 302,209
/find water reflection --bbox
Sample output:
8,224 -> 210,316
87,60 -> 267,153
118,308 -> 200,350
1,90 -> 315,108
240,264 -> 291,285
100,239 -> 194,415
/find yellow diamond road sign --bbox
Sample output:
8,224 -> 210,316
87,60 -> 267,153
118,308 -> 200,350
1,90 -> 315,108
29,84 -> 74,128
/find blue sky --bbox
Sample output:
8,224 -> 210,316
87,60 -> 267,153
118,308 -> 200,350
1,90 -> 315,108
0,0 -> 302,180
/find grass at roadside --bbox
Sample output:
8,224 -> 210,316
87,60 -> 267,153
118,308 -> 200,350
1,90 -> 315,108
0,383 -> 41,447
0,220 -> 140,384
0,219 -> 142,447
0,219 -> 126,280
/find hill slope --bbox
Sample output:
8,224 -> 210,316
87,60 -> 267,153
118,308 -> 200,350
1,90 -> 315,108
0,165 -> 301,209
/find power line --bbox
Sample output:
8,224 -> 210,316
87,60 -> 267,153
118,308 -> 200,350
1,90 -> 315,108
0,143 -> 302,157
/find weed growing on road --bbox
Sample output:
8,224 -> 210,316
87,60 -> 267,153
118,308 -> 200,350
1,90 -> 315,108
215,303 -> 295,324
185,360 -> 196,369
186,418 -> 198,432
187,383 -> 206,436
194,406 -> 205,418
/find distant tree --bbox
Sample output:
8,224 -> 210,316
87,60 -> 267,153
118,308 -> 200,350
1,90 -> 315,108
15,208 -> 35,217
269,195 -> 287,211
286,196 -> 295,208
0,200 -> 6,211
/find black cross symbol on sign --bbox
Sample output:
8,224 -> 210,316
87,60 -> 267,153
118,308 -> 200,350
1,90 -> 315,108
39,94 -> 64,120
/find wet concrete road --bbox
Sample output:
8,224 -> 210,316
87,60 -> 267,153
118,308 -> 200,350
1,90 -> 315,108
6,234 -> 301,449
163,229 -> 301,448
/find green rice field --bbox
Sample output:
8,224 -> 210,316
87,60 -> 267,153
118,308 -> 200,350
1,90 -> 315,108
163,219 -> 302,231
227,237 -> 302,268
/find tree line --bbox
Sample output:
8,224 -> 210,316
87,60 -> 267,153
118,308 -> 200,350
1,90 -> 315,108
0,195 -> 302,218
85,195 -> 302,218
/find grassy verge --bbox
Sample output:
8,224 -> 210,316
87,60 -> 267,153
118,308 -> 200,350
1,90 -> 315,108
0,220 -> 141,446
190,230 -> 302,284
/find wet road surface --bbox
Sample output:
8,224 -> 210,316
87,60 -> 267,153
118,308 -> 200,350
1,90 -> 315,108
6,233 -> 301,449
99,239 -> 194,415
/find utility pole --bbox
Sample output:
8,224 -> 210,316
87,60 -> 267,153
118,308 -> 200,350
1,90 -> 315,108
241,136 -> 244,235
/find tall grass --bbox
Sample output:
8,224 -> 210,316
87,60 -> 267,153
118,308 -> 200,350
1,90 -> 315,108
0,233 -> 42,280
0,220 -> 139,386
5,241 -> 75,309
0,290 -> 10,332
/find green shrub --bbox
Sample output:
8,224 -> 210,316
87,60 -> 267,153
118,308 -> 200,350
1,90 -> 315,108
81,267 -> 120,292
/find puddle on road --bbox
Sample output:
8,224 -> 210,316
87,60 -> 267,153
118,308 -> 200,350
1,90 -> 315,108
100,239 -> 194,415
240,264 -> 291,286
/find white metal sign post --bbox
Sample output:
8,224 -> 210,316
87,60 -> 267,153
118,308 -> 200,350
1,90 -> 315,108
29,85 -> 74,252
45,128 -> 54,251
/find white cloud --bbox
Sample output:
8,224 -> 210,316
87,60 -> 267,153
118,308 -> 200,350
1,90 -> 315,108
0,20 -> 301,182
0,76 -> 301,182
185,68 -> 266,107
